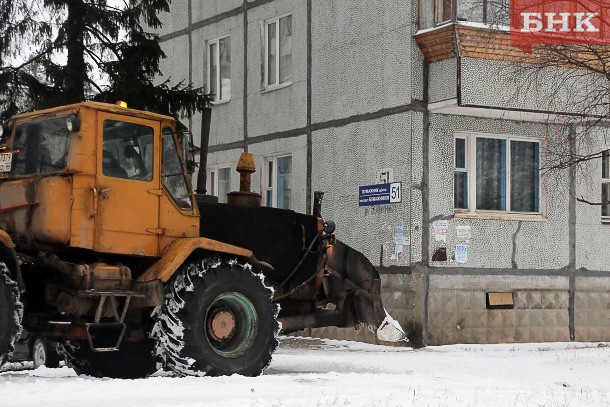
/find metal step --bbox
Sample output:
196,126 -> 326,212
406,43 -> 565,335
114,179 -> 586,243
77,290 -> 145,352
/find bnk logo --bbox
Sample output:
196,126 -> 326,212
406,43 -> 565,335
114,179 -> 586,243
510,0 -> 610,52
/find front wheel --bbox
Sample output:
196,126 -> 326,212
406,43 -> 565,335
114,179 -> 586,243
0,262 -> 23,368
151,258 -> 280,377
32,337 -> 60,369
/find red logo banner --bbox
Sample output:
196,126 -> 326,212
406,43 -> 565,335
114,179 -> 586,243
510,0 -> 610,52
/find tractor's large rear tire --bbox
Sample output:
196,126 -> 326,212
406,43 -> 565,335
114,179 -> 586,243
0,262 -> 23,367
151,258 -> 280,377
60,339 -> 157,379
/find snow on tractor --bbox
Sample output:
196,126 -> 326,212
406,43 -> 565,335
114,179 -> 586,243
0,102 -> 406,378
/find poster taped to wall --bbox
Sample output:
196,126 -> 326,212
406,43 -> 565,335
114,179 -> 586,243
456,225 -> 471,240
433,220 -> 448,234
455,243 -> 469,263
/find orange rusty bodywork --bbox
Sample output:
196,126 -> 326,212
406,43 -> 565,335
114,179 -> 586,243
0,102 -> 246,283
0,229 -> 14,248
137,237 -> 253,283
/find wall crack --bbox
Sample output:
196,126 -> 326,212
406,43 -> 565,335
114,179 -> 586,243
511,221 -> 522,269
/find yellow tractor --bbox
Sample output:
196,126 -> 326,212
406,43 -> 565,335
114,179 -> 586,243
0,102 -> 405,378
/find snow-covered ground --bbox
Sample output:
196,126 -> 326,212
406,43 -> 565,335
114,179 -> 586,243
1,337 -> 609,407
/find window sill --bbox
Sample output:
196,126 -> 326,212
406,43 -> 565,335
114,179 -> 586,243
453,211 -> 547,222
211,99 -> 231,106
601,218 -> 610,224
262,81 -> 292,94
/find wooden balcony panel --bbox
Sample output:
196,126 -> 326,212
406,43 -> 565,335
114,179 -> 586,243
416,23 -> 610,69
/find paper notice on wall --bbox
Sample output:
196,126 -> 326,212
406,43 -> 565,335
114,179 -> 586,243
391,226 -> 406,260
432,220 -> 448,235
456,225 -> 471,240
455,243 -> 469,263
433,220 -> 448,242
394,226 -> 404,245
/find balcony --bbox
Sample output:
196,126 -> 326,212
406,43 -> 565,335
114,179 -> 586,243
415,0 -> 606,118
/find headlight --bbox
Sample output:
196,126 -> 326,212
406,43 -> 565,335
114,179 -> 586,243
66,114 -> 80,132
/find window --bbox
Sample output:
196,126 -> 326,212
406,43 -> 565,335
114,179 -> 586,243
454,133 -> 541,214
162,128 -> 193,210
435,0 -> 453,24
207,35 -> 231,102
264,14 -> 292,89
264,154 -> 292,209
207,165 -> 231,203
602,151 -> 610,220
11,117 -> 72,176
102,120 -> 154,181
454,137 -> 468,209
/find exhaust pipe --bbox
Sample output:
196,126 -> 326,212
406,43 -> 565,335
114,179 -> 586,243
196,107 -> 212,195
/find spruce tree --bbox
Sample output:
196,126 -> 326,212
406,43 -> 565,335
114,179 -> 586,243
0,0 -> 209,121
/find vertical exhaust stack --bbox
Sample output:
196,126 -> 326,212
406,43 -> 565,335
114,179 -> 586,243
227,153 -> 262,206
195,107 -> 218,203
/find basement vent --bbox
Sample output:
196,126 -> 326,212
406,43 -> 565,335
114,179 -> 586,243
486,292 -> 514,309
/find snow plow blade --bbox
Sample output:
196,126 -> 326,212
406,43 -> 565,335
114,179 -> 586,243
324,239 -> 407,344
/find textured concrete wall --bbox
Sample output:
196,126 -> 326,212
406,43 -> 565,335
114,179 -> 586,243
158,35 -> 191,88
573,129 -> 610,271
311,113 -> 417,267
310,0 -> 414,123
193,0 -> 242,23
428,59 -> 457,103
157,0 -> 188,37
246,0 -> 308,137
192,16 -> 245,148
460,58 -> 607,115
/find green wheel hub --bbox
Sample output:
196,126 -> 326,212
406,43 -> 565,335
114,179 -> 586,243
205,292 -> 258,358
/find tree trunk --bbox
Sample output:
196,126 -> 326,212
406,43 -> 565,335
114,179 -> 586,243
65,0 -> 86,102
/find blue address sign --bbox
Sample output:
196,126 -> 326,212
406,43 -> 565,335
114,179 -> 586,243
358,182 -> 402,206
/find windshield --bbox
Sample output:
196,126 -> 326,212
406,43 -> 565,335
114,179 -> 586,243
162,128 -> 193,210
10,117 -> 72,176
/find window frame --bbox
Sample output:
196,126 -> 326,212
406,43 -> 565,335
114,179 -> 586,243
101,119 -> 154,182
263,12 -> 293,90
161,127 -> 194,211
262,152 -> 292,209
453,132 -> 545,221
206,34 -> 231,103
434,0 -> 454,25
206,164 -> 232,203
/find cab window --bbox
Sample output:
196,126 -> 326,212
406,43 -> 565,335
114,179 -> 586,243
102,120 -> 154,181
11,117 -> 72,176
162,128 -> 193,209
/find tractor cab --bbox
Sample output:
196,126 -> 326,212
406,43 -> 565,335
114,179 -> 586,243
0,102 -> 198,258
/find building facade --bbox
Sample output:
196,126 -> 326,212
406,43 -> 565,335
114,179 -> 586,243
155,0 -> 610,346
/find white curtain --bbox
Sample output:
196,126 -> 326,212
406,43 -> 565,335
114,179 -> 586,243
279,15 -> 292,84
510,141 -> 539,212
476,138 -> 506,211
219,37 -> 231,100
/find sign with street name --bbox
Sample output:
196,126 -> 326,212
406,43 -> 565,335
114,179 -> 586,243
358,182 -> 402,206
